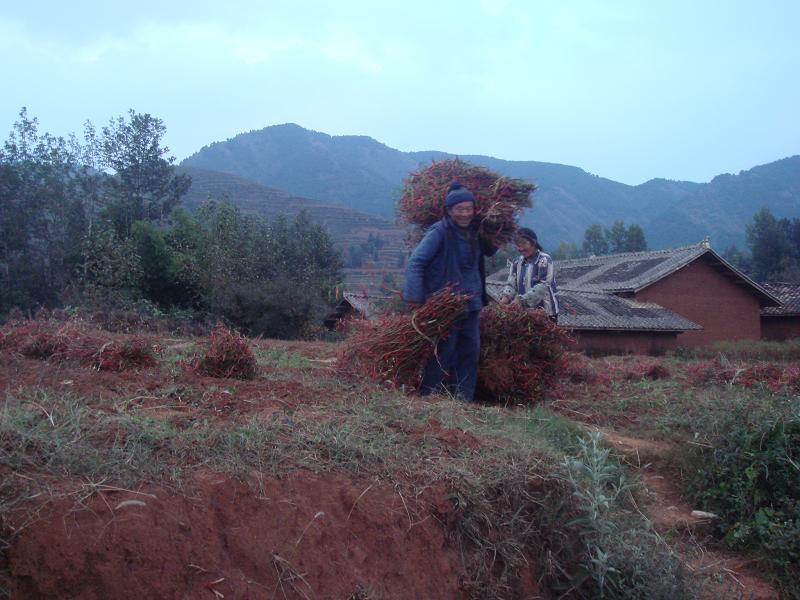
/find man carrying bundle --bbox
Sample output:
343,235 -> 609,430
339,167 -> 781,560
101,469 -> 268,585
403,182 -> 498,402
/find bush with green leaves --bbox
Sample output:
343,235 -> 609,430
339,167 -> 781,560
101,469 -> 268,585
174,201 -> 342,338
682,403 -> 800,597
558,432 -> 690,599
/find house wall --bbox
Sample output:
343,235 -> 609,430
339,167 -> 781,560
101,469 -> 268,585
761,316 -> 800,341
572,330 -> 679,356
636,256 -> 762,347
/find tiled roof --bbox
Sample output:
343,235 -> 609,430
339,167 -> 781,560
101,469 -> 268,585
341,292 -> 392,319
485,283 -> 702,331
554,244 -> 778,306
761,283 -> 800,316
554,243 -> 709,292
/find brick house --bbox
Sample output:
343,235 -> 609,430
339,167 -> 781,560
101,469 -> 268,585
761,282 -> 800,341
487,241 -> 781,354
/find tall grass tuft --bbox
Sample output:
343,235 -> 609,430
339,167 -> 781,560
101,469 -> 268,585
557,432 -> 691,599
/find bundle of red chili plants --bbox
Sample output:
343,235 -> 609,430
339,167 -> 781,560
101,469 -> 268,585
70,335 -> 158,371
190,322 -> 257,380
477,304 -> 574,403
687,358 -> 800,392
397,158 -> 535,247
0,317 -> 158,371
336,288 -> 468,388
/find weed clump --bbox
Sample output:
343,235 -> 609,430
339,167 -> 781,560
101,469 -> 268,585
442,431 -> 693,599
191,323 -> 257,380
556,432 -> 690,599
476,304 -> 574,403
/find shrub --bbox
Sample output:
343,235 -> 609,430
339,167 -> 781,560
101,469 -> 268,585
191,323 -> 257,380
682,407 -> 800,596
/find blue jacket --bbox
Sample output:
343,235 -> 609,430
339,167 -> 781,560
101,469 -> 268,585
403,217 -> 497,307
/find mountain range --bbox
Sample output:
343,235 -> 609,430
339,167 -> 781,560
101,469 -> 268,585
180,123 -> 800,252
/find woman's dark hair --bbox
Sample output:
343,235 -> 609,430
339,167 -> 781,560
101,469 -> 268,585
516,227 -> 542,250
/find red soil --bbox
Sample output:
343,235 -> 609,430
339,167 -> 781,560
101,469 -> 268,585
4,471 -> 465,599
0,340 -> 514,599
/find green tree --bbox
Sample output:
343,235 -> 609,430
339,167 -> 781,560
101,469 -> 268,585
605,220 -> 628,254
722,245 -> 752,274
781,217 -> 800,281
78,221 -> 142,302
582,223 -> 608,256
187,201 -> 342,338
131,221 -> 197,308
0,108 -> 89,312
1,107 -> 195,316
554,240 -> 581,260
625,224 -> 648,252
347,245 -> 365,268
746,207 -> 794,281
96,110 -> 190,236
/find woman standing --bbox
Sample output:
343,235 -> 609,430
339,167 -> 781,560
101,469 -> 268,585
500,228 -> 559,320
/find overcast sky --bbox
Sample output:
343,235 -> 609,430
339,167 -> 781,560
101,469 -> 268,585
2,0 -> 799,185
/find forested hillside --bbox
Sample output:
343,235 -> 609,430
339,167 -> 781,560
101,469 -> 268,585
179,167 -> 407,293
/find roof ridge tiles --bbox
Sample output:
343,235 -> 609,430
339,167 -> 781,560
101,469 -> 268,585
557,242 -> 706,265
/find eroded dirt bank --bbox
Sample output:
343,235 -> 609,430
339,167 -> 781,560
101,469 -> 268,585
4,470 -> 468,600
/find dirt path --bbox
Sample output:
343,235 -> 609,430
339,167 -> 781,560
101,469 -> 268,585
597,428 -> 779,600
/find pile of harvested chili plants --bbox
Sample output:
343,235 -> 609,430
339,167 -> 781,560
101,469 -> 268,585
189,322 -> 258,380
336,288 -> 468,388
477,303 -> 574,403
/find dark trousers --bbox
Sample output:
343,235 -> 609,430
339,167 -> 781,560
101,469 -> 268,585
420,310 -> 481,402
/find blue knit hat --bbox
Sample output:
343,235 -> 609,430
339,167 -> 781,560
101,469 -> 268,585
445,181 -> 475,209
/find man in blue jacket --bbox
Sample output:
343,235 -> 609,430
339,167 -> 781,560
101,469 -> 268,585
403,182 -> 498,402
